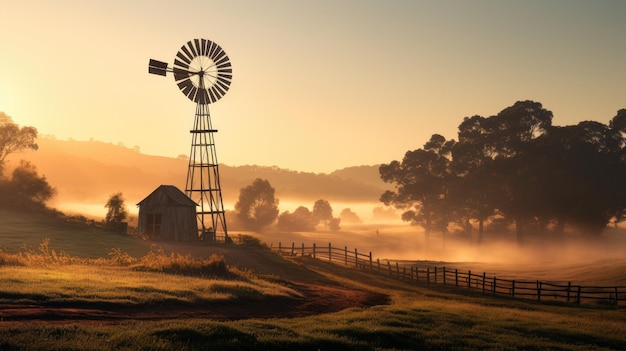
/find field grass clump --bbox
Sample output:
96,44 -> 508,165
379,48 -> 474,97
134,245 -> 230,278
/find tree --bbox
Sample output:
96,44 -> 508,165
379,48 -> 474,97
234,178 -> 279,231
474,101 -> 553,245
312,199 -> 333,227
277,206 -> 317,231
451,118 -> 499,243
339,208 -> 362,224
0,113 -> 38,176
536,120 -> 626,235
105,192 -> 128,232
0,160 -> 55,209
380,134 -> 455,239
329,217 -> 341,231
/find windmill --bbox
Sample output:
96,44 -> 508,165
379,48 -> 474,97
148,39 -> 232,241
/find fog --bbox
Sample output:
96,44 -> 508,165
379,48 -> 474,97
251,221 -> 626,283
51,197 -> 626,285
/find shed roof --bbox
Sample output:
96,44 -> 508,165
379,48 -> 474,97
137,185 -> 197,207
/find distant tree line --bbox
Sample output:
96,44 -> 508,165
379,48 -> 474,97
229,178 -> 353,232
0,113 -> 55,210
380,101 -> 626,244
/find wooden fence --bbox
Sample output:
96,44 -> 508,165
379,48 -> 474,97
273,242 -> 626,307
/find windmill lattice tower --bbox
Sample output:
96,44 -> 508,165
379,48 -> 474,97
149,38 -> 232,241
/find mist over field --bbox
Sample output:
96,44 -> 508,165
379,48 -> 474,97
7,134 -> 626,276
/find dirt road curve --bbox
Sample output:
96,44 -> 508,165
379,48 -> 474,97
0,283 -> 389,323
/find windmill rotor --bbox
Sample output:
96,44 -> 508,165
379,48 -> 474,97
150,39 -> 232,104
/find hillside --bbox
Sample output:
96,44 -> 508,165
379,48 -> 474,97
11,137 -> 391,216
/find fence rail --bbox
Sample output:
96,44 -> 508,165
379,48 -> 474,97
273,242 -> 626,307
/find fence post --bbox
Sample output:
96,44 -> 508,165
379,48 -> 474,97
567,282 -> 571,302
302,243 -> 305,256
416,266 -> 419,283
313,243 -> 316,259
455,269 -> 458,287
395,262 -> 400,277
278,242 -> 282,253
369,252 -> 373,270
434,267 -> 438,284
443,267 -> 446,286
512,280 -> 515,297
427,267 -> 430,285
493,277 -> 497,295
482,272 -> 486,294
410,266 -> 414,282
344,246 -> 348,265
328,243 -> 332,262
355,248 -> 358,268
388,261 -> 392,275
537,281 -> 542,302
468,270 -> 471,288
377,258 -> 380,272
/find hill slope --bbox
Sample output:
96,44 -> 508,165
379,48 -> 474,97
11,137 -> 390,215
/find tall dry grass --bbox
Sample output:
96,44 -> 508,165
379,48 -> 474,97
0,239 -> 230,278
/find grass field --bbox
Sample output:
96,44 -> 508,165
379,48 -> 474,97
1,209 -> 626,350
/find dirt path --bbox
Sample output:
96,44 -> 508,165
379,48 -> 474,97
0,282 -> 388,324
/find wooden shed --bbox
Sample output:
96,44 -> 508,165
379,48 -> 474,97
137,185 -> 198,241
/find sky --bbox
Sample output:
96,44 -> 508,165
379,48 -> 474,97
1,0 -> 625,173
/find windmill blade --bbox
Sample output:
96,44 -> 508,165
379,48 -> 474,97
207,88 -> 218,103
174,58 -> 190,70
187,86 -> 198,101
208,42 -> 218,59
215,73 -> 232,84
173,67 -> 191,82
187,40 -> 197,57
177,79 -> 194,94
193,39 -> 202,57
200,39 -> 208,55
180,45 -> 193,62
216,60 -> 231,69
213,49 -> 226,63
214,80 -> 230,95
212,83 -> 226,98
176,51 -> 192,65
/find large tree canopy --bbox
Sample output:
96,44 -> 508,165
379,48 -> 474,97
234,178 -> 279,232
380,101 -> 626,245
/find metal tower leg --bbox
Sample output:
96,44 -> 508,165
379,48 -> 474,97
185,103 -> 229,241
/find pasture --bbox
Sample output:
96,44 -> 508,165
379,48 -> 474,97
1,209 -> 625,350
